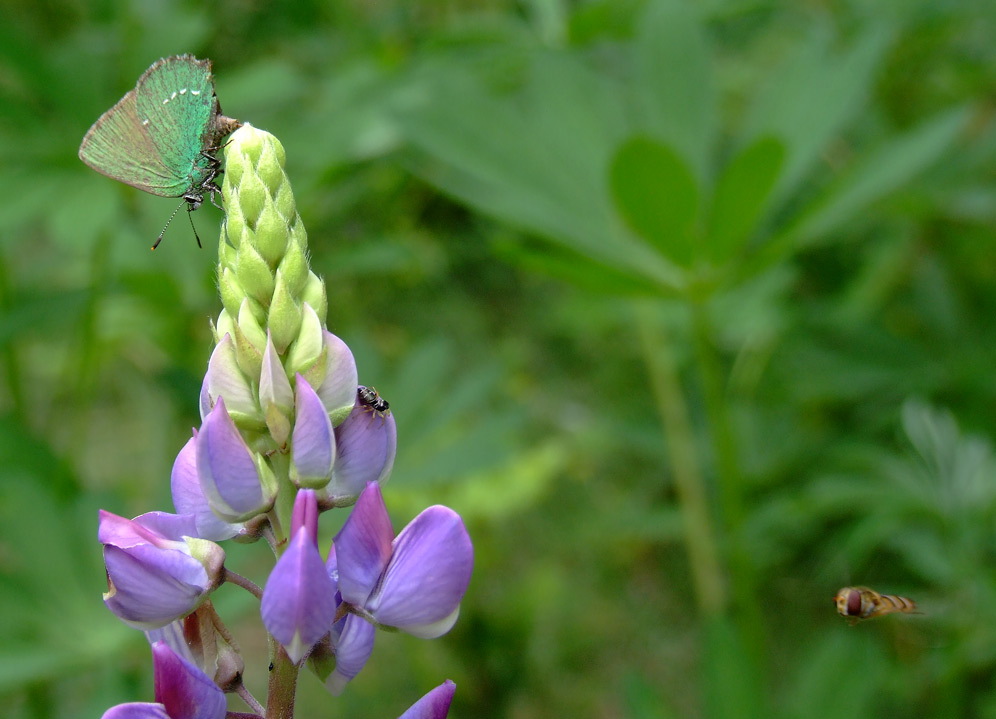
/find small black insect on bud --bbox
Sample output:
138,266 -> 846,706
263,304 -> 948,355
358,385 -> 390,414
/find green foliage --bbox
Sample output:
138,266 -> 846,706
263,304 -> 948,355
2,0 -> 996,717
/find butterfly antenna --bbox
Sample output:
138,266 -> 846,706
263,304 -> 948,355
186,204 -> 203,249
153,201 -> 187,250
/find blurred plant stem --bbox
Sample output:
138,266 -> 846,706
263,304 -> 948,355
73,232 -> 112,398
0,249 -> 26,423
634,299 -> 724,615
690,301 -> 767,670
635,297 -> 768,709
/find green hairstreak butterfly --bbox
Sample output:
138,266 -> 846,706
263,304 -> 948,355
79,54 -> 241,249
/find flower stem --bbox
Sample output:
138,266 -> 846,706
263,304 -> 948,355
235,681 -> 266,716
266,639 -> 299,719
223,569 -> 263,600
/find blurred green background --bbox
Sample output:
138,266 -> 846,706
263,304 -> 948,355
3,0 -> 996,717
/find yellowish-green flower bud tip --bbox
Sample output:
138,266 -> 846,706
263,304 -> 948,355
235,241 -> 276,308
219,267 -> 248,320
231,321 -> 264,382
301,273 -> 328,326
214,311 -> 235,345
279,239 -> 310,298
237,298 -> 269,357
286,303 -> 325,376
255,136 -> 286,198
288,222 -> 310,259
254,455 -> 279,509
265,402 -> 291,448
255,196 -> 291,267
297,341 -> 328,394
268,271 -> 303,354
275,183 -> 297,222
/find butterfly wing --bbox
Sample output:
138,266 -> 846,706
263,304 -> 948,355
134,55 -> 216,191
78,88 -> 187,197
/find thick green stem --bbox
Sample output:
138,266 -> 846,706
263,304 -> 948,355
266,641 -> 299,719
634,300 -> 725,616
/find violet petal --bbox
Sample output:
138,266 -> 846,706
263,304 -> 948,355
101,704 -> 171,719
328,399 -> 397,500
317,331 -> 359,420
261,526 -> 338,664
368,506 -> 473,637
334,483 -> 394,606
99,511 -> 221,630
152,641 -> 227,719
171,436 -> 242,541
196,397 -> 274,522
291,374 -> 336,488
398,680 -> 457,719
324,614 -> 375,696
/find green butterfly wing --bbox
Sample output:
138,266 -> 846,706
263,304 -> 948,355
78,87 -> 186,197
134,55 -> 217,194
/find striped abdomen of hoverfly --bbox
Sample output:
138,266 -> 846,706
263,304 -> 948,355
834,586 -> 918,625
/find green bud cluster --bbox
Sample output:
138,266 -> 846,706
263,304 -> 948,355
208,125 -> 352,456
216,124 -> 328,373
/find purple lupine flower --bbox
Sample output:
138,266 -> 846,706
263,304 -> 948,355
99,511 -> 225,630
324,390 -> 397,503
261,489 -> 338,663
398,680 -> 457,719
101,641 -> 227,719
171,435 -> 243,541
196,397 -> 277,522
336,483 -> 473,637
291,373 -> 336,489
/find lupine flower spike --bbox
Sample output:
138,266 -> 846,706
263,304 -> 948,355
93,102 -> 472,718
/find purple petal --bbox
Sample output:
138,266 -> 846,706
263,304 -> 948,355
99,511 -> 222,630
317,331 -> 359,419
261,526 -> 338,664
145,621 -> 198,666
328,402 -> 397,501
200,333 -> 258,422
291,374 -> 336,488
325,541 -> 338,583
291,489 -> 319,544
334,483 -> 394,606
101,704 -> 171,719
132,512 -> 199,541
103,546 -> 209,630
98,510 -> 180,550
324,614 -> 375,696
398,680 -> 457,719
197,397 -> 274,522
368,506 -> 473,637
152,641 -> 227,719
171,436 -> 242,541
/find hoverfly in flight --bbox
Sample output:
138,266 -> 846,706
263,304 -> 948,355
834,586 -> 919,626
